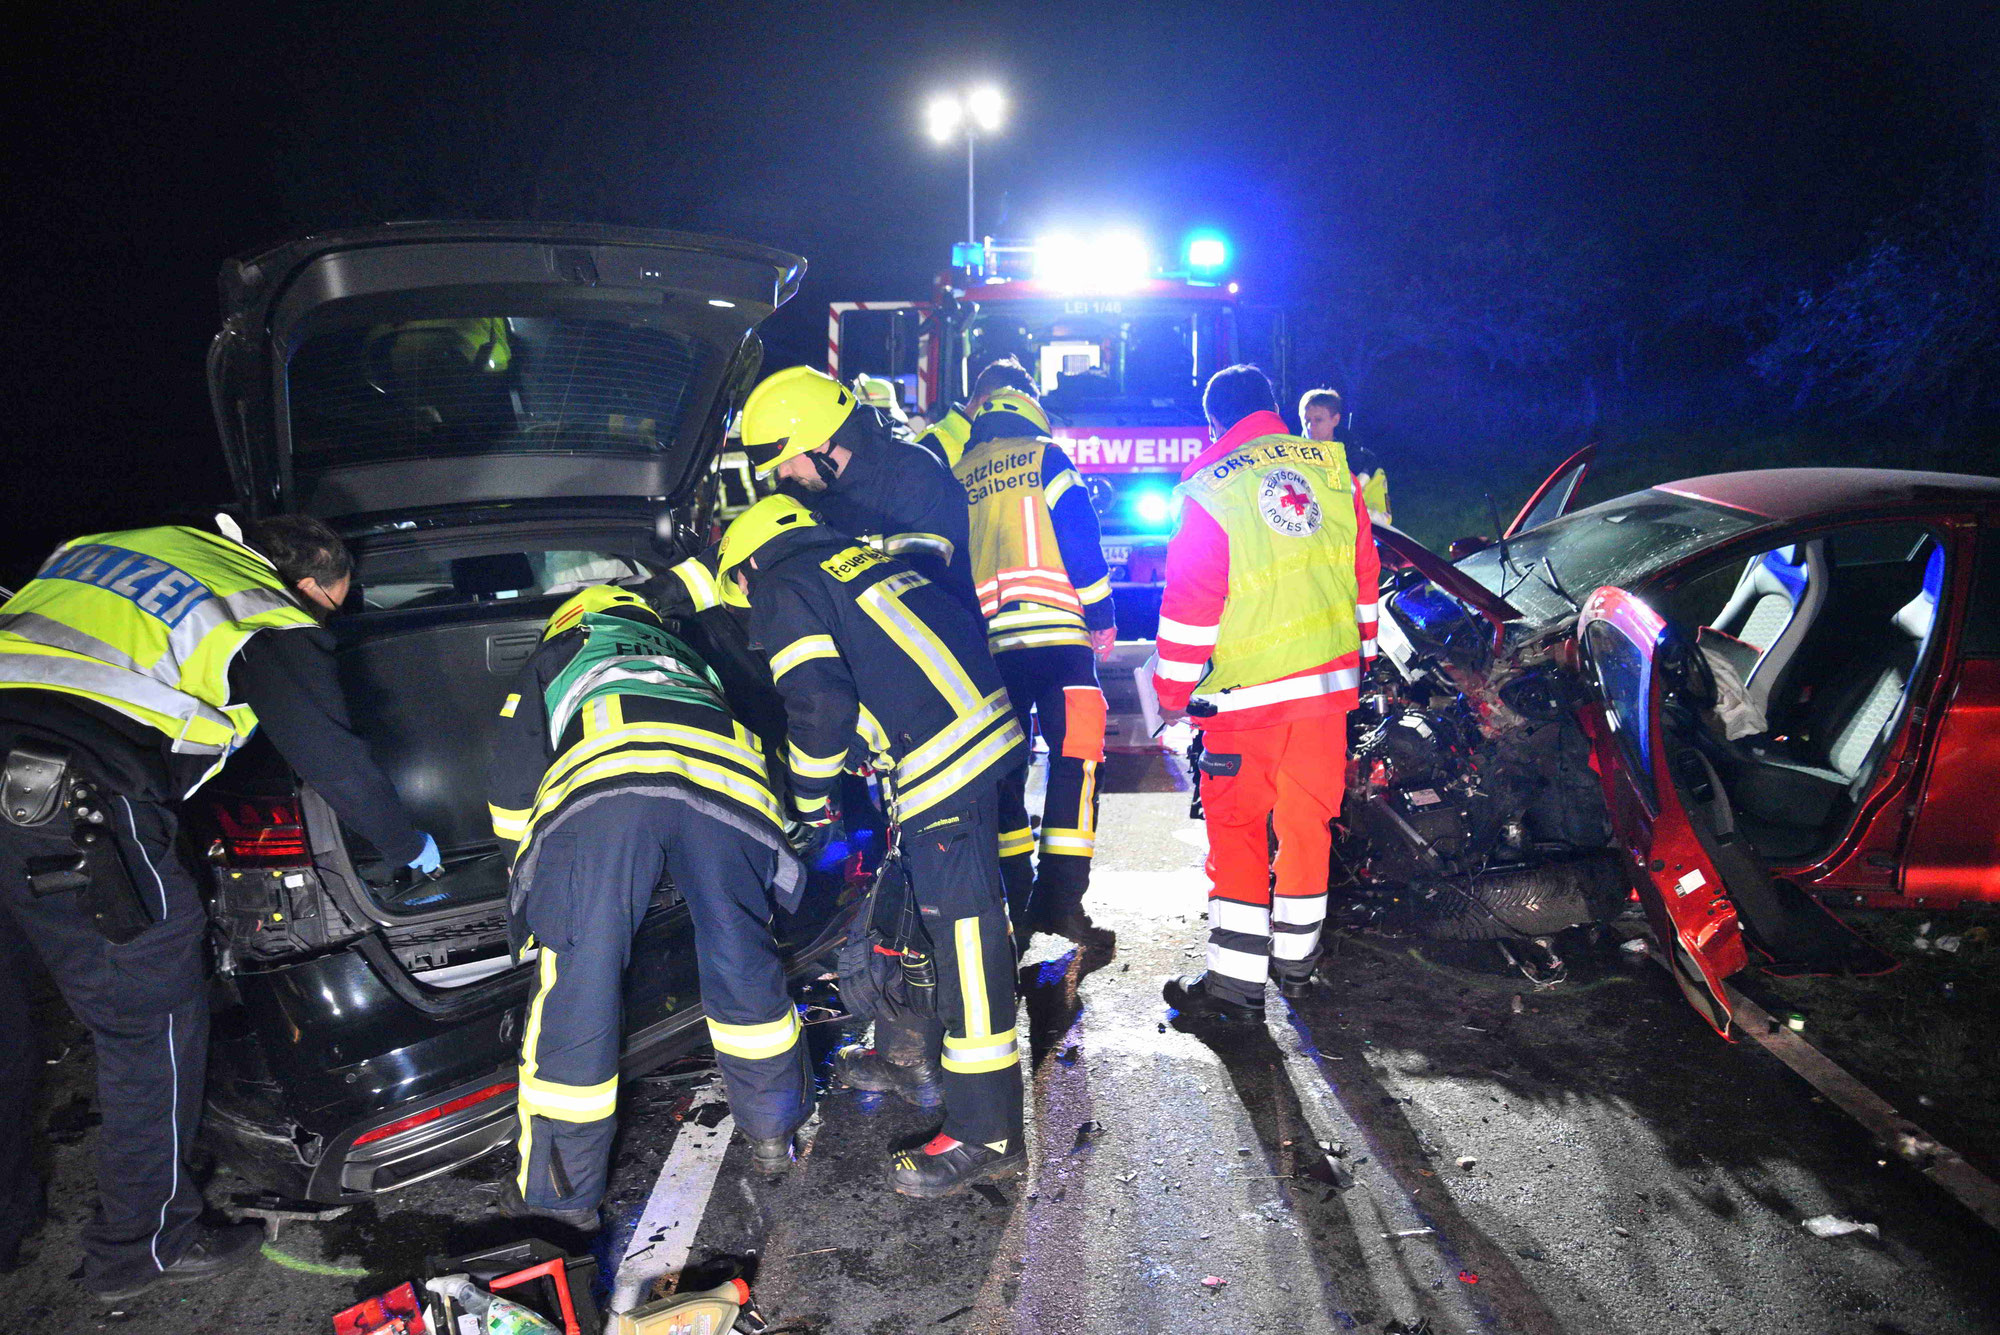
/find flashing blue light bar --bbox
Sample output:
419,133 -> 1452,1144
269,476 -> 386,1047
1184,231 -> 1230,277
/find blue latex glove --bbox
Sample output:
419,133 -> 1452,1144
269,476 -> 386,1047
407,833 -> 442,876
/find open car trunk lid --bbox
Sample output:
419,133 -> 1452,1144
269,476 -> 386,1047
208,221 -> 804,521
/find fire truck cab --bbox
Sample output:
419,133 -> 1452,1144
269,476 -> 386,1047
830,232 -> 1287,634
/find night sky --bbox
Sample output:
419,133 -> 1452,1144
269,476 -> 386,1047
8,0 -> 1995,578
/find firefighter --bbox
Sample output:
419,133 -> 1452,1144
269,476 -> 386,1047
1155,367 -> 1379,1021
0,516 -> 438,1299
486,585 -> 811,1226
953,385 -> 1117,941
911,355 -> 1041,473
716,496 -> 1028,1197
1298,386 -> 1391,526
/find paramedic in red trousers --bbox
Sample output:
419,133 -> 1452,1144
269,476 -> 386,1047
1154,365 -> 1379,1021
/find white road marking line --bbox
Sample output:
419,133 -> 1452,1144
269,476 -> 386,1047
1269,1004 -> 1489,1331
610,1080 -> 735,1313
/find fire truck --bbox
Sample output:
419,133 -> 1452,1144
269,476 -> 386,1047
829,231 -> 1289,633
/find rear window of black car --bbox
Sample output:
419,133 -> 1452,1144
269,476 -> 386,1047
355,547 -> 654,613
288,315 -> 706,466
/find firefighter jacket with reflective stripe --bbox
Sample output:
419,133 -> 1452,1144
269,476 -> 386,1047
485,608 -> 803,910
782,416 -> 983,621
914,405 -> 971,469
745,527 -> 1026,823
0,525 -> 319,793
953,421 -> 1115,655
1155,411 -> 1380,730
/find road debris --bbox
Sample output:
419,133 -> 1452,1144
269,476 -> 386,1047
1510,995 -> 1525,1014
1201,1276 -> 1228,1290
1458,1269 -> 1480,1284
1802,1214 -> 1880,1239
1383,1228 -> 1435,1239
1070,1120 -> 1104,1154
1456,1156 -> 1477,1170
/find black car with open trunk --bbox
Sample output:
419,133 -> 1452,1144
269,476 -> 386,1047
193,222 -> 855,1201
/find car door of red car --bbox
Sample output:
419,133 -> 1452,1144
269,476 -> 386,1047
1576,585 -> 1748,1036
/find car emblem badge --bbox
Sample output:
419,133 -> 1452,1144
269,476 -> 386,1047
1258,468 -> 1321,536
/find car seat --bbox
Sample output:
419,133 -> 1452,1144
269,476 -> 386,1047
1707,543 -> 1827,720
1723,545 -> 1940,848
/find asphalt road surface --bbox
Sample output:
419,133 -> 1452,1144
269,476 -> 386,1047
5,748 -> 1999,1334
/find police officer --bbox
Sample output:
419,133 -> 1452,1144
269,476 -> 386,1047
486,586 -> 810,1227
953,386 -> 1117,942
716,496 -> 1027,1198
0,516 -> 438,1299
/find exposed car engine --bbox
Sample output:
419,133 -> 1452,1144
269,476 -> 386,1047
1329,581 -> 1631,978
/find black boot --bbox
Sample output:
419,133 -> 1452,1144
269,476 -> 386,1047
1275,964 -> 1320,1000
85,1221 -> 268,1302
499,1175 -> 601,1232
746,1131 -> 797,1178
1163,973 -> 1265,1023
833,1043 -> 945,1108
889,1133 -> 1026,1199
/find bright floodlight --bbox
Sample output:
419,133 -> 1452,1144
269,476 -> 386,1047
1092,230 -> 1152,289
926,95 -> 963,143
1034,232 -> 1090,288
968,86 -> 1005,132
1187,236 -> 1228,270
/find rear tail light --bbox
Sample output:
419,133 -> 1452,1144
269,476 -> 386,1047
351,1079 -> 518,1148
210,795 -> 309,864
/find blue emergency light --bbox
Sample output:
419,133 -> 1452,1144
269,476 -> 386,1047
1184,232 -> 1230,278
1132,487 -> 1177,530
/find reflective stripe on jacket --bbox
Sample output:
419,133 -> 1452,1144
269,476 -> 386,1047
0,525 -> 317,791
485,608 -> 801,906
952,429 -> 1115,653
1155,411 -> 1380,729
747,528 -> 1025,822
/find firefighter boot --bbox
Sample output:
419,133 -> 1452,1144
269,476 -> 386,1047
888,1132 -> 1027,1199
833,1044 -> 946,1108
746,1131 -> 797,1179
834,1013 -> 945,1108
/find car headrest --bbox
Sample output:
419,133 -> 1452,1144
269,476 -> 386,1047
1892,546 -> 1944,641
451,552 -> 536,599
1756,545 -> 1809,598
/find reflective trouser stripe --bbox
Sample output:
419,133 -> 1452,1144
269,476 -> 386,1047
707,1008 -> 803,1060
954,918 -> 992,1038
999,826 -> 1036,859
942,1027 -> 1021,1074
1271,893 -> 1328,962
1206,942 -> 1270,990
517,950 -> 618,1121
1210,898 -> 1271,936
1039,828 -> 1095,855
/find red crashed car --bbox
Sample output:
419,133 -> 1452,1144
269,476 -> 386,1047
1333,448 -> 2000,1034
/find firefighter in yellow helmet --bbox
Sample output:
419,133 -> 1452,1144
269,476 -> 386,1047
484,583 -> 811,1226
659,366 -> 981,627
953,378 -> 1117,942
717,496 -> 1029,1198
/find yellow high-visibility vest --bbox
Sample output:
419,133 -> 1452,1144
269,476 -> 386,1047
952,433 -> 1090,651
1175,434 -> 1361,693
0,525 -> 318,793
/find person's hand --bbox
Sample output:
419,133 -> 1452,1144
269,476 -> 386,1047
1156,706 -> 1188,731
1090,626 -> 1117,661
407,833 -> 443,877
